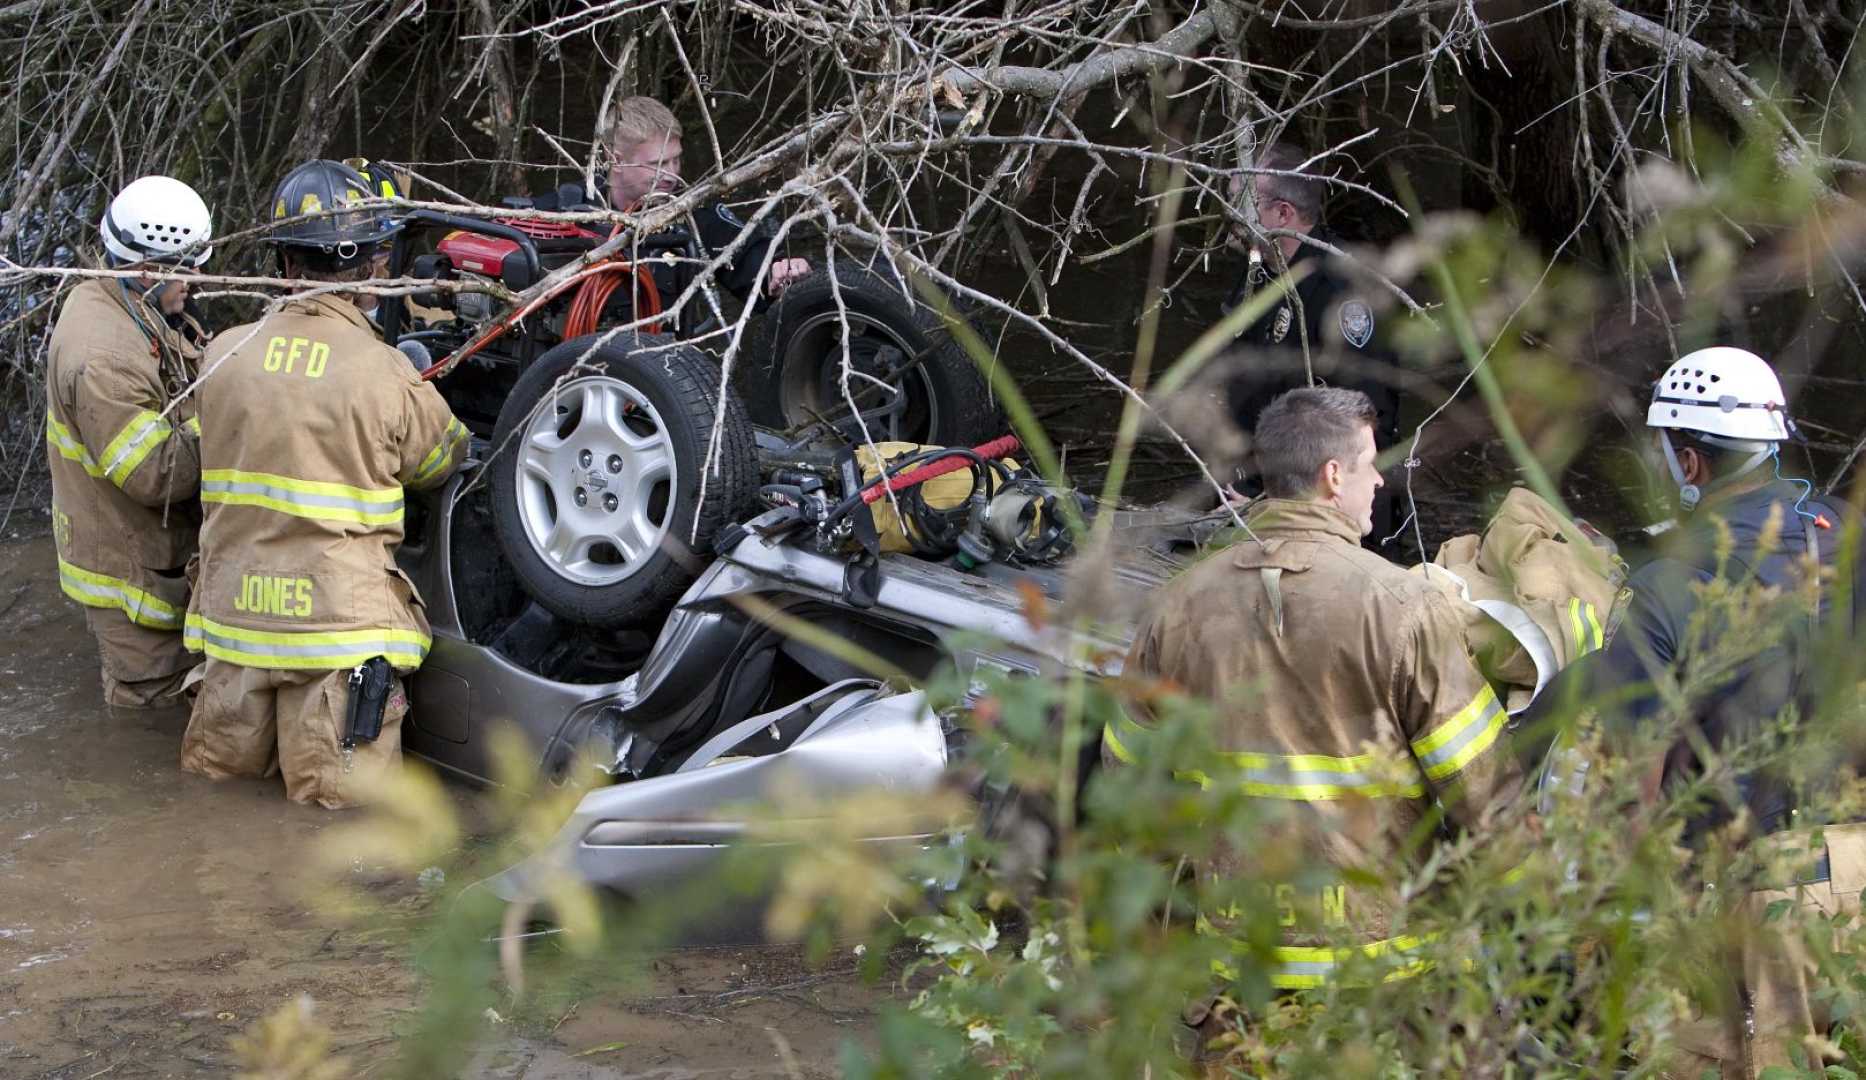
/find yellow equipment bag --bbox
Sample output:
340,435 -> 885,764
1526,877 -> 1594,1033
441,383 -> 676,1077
853,441 -> 1021,555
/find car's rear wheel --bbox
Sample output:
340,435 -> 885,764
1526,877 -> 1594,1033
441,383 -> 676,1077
489,332 -> 757,630
739,266 -> 1003,446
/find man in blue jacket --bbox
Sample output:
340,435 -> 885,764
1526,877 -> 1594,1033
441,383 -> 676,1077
1567,346 -> 1863,1077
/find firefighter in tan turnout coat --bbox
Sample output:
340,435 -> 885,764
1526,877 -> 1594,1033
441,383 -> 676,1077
180,159 -> 467,809
45,176 -> 215,708
1109,388 -> 1525,1049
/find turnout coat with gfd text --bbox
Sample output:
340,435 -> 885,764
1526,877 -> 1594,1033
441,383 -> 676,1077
187,294 -> 467,672
44,278 -> 204,630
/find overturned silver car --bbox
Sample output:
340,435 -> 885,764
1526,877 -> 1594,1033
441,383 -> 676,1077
379,223 -> 1222,897
393,452 -> 1198,901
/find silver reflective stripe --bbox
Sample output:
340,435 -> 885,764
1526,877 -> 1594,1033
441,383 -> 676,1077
57,566 -> 182,629
46,414 -> 100,472
200,477 -> 405,515
1241,765 -> 1381,790
1413,695 -> 1504,773
101,413 -> 170,481
413,419 -> 467,485
63,575 -> 121,606
185,624 -> 425,662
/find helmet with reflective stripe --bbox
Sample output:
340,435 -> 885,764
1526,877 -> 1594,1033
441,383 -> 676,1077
344,157 -> 407,202
99,176 -> 213,267
264,158 -> 401,269
1646,346 -> 1790,445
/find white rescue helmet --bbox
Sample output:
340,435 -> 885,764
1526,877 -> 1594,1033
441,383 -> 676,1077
1646,346 -> 1791,511
1646,346 -> 1790,443
98,176 -> 213,267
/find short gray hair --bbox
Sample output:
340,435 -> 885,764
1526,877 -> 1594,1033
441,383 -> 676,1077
1254,387 -> 1377,498
1252,142 -> 1323,225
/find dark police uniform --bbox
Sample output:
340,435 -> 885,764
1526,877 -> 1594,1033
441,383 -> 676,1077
1225,234 -> 1402,546
1225,233 -> 1397,440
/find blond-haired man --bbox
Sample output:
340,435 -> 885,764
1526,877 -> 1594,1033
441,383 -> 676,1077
520,96 -> 810,325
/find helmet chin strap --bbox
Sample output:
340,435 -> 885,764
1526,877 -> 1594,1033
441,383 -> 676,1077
1658,428 -> 1774,512
140,278 -> 174,306
108,252 -> 175,305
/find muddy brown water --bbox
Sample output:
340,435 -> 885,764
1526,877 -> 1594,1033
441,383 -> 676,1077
0,534 -> 884,1079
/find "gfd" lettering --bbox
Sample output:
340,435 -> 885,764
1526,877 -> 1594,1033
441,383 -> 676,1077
262,336 -> 330,378
233,574 -> 313,617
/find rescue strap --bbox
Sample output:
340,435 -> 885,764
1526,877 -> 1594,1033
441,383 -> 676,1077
56,557 -> 184,630
1260,567 -> 1285,637
182,612 -> 429,671
1104,683 -> 1503,798
46,410 -> 176,488
201,469 -> 405,527
1212,931 -> 1441,990
1566,597 -> 1604,656
411,418 -> 470,487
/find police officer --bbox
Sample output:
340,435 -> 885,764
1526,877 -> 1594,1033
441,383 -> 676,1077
1108,387 -> 1522,1055
1555,346 -> 1865,1076
179,159 -> 468,809
1223,144 -> 1402,543
45,176 -> 214,708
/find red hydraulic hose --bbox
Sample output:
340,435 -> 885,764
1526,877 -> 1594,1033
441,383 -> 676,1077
860,435 -> 1020,505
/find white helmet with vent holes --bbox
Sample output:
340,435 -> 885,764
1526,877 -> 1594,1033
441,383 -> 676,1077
98,176 -> 213,267
1646,346 -> 1792,510
1645,346 -> 1790,444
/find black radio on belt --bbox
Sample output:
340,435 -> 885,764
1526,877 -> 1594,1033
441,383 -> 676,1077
344,656 -> 393,749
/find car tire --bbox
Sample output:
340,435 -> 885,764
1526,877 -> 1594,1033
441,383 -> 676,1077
489,332 -> 757,630
738,265 -> 1004,447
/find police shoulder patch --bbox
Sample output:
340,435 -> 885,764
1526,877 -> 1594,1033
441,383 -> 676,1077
715,202 -> 744,228
1339,299 -> 1374,349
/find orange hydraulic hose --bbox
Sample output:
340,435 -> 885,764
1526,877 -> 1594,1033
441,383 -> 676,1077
566,261 -> 662,338
423,222 -> 666,381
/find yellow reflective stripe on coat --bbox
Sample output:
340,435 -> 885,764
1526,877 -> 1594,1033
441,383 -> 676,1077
1568,598 -> 1604,654
57,558 -> 183,630
412,418 -> 468,486
99,409 -> 174,486
200,468 -> 404,526
183,415 -> 201,437
1103,715 -> 1142,764
183,612 -> 429,670
1105,716 -> 1426,799
1211,932 -> 1439,989
45,413 -> 103,477
1409,683 -> 1505,782
1270,933 -> 1439,989
1222,748 -> 1426,800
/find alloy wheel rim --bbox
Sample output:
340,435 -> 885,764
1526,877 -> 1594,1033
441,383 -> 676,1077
514,374 -> 676,586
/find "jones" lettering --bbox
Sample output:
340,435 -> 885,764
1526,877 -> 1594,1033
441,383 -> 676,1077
232,574 -> 313,617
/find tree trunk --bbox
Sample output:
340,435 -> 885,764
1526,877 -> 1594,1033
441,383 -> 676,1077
470,0 -> 525,192
286,23 -> 358,162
